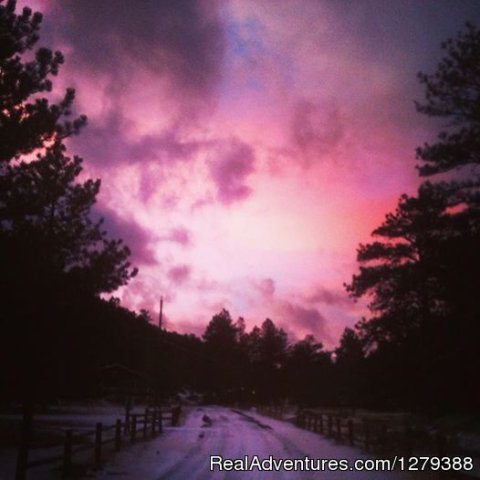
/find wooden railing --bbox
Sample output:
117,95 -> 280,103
294,409 -> 446,455
256,406 -> 480,478
256,404 -> 285,420
17,406 -> 181,479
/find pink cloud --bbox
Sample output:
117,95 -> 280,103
167,265 -> 191,285
23,0 -> 480,348
255,278 -> 276,298
165,227 -> 192,247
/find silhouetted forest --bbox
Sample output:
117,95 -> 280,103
1,0 -> 479,428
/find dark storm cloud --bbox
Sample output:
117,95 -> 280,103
56,0 -> 225,98
208,139 -> 256,205
93,206 -> 157,265
71,114 -> 202,168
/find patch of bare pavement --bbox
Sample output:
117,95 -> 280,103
91,406 -> 430,480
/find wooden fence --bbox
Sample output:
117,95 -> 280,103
257,406 -> 479,478
296,410 -> 409,454
256,405 -> 285,420
17,406 -> 182,479
259,406 -> 449,455
296,409 -> 460,456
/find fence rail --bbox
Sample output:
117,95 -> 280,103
257,406 -> 480,479
17,406 -> 182,479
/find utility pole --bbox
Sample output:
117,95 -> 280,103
158,296 -> 163,329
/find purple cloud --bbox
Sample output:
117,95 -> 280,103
291,99 -> 345,167
279,301 -> 331,344
55,0 -> 225,99
305,286 -> 353,307
208,139 -> 256,205
70,115 -> 201,170
93,206 -> 157,265
256,278 -> 276,298
163,227 -> 192,247
167,264 -> 191,284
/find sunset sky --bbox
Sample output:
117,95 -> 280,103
22,0 -> 480,346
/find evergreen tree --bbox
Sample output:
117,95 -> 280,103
0,3 -> 138,474
0,0 -> 86,162
346,24 -> 480,411
416,23 -> 480,178
345,182 -> 454,346
0,1 -> 137,404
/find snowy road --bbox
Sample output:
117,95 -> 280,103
93,406 -> 425,480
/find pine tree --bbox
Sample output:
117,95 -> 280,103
0,3 -> 137,476
346,24 -> 480,411
0,0 -> 86,162
416,23 -> 480,178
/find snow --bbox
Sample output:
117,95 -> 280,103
0,405 -> 144,480
88,406 -> 430,480
1,406 -> 441,479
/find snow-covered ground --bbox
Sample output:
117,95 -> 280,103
1,406 -> 445,479
88,406 -> 430,480
0,405 -> 143,480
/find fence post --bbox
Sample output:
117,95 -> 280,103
94,422 -> 102,468
130,415 -> 137,442
159,409 -> 163,433
62,429 -> 73,478
143,409 -> 149,438
336,417 -> 341,441
124,410 -> 130,435
115,419 -> 122,451
319,414 -> 324,434
327,415 -> 333,437
348,419 -> 354,446
171,406 -> 181,426
152,411 -> 157,435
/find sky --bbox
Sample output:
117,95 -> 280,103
20,0 -> 480,347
